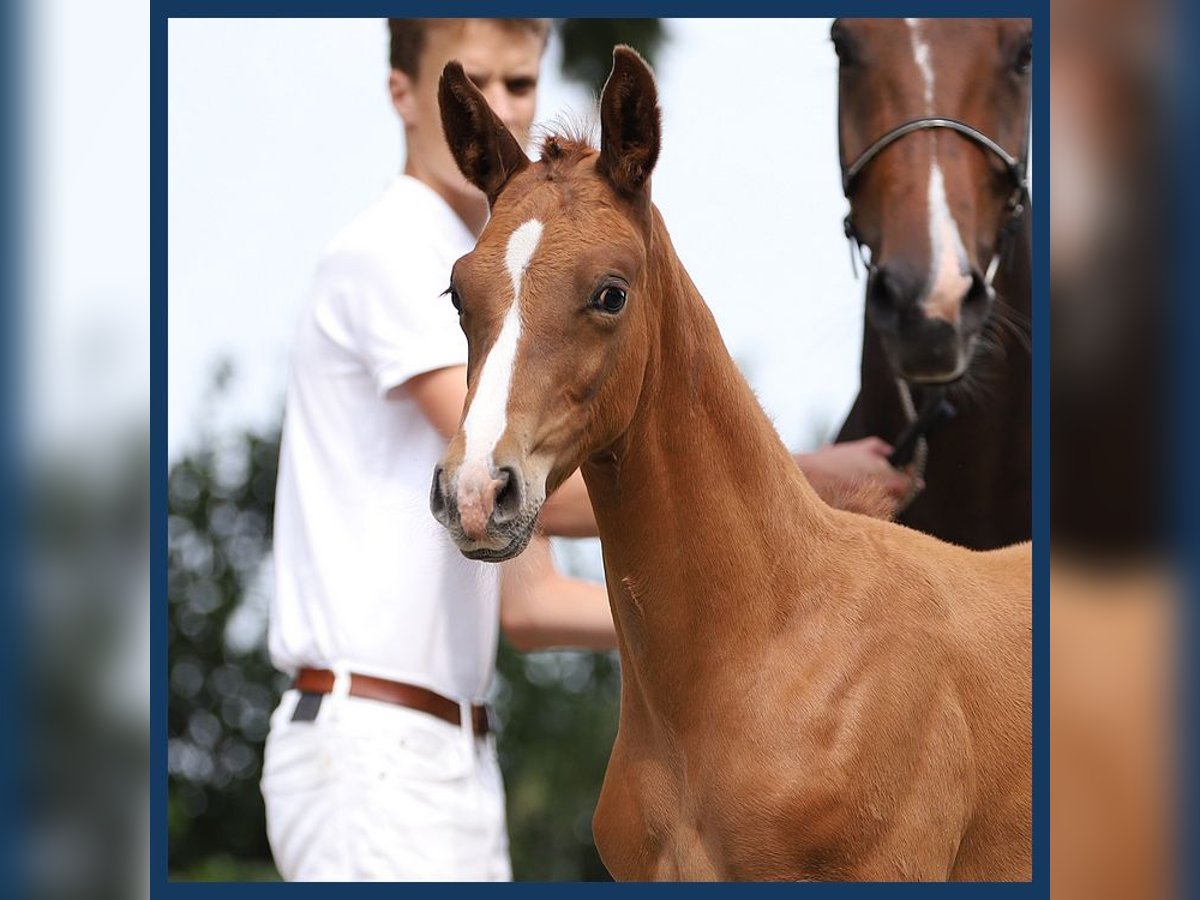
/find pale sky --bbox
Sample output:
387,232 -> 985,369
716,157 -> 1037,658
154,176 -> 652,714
166,18 -> 866,463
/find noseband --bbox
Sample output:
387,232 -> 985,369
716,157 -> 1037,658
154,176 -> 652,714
840,115 -> 1031,286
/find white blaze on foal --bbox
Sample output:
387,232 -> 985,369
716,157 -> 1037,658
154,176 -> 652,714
906,18 -> 972,327
456,219 -> 543,540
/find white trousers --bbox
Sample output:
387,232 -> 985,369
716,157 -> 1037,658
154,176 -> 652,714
261,689 -> 511,881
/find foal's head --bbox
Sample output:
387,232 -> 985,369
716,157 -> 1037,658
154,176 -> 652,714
835,18 -> 1032,382
430,47 -> 662,561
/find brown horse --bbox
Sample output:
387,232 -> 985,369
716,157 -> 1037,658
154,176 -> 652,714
430,48 -> 1031,881
833,18 -> 1032,550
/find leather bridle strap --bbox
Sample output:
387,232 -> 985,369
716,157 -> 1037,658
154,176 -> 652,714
841,116 -> 1026,196
839,113 -> 1032,285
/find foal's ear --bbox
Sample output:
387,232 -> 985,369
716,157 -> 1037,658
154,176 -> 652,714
439,61 -> 530,205
597,46 -> 662,196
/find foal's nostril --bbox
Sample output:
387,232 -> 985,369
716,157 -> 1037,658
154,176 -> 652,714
492,466 -> 523,524
430,466 -> 448,522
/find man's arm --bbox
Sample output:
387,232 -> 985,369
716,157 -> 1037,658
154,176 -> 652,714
498,534 -> 616,652
794,437 -> 917,519
398,364 -> 598,536
394,365 -> 468,440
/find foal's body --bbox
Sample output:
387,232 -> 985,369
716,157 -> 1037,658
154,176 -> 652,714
586,211 -> 1031,880
432,48 -> 1031,881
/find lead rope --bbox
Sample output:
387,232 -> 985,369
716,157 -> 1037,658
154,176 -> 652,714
845,225 -> 927,516
894,378 -> 927,514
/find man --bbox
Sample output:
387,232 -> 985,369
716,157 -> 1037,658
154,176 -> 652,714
262,17 -> 911,883
262,19 -> 615,883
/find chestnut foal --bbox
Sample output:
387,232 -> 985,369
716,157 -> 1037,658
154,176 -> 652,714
430,48 -> 1031,881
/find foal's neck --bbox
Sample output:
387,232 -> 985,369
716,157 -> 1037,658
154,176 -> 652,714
582,208 -> 837,715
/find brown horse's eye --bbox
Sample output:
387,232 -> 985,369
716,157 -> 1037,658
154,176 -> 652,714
593,285 -> 627,314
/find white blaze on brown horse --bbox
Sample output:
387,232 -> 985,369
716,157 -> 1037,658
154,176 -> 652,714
430,47 -> 1031,881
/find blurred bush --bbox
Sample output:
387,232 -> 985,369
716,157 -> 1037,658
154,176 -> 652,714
556,19 -> 668,95
26,440 -> 149,900
495,644 -> 619,881
166,383 -> 283,877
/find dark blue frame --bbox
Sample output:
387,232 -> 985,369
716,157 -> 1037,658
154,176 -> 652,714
2,0 -> 26,895
1173,0 -> 1200,894
151,3 -> 1050,895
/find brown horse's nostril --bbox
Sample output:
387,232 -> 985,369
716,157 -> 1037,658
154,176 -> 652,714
492,466 -> 523,525
960,270 -> 992,327
866,264 -> 921,332
430,466 -> 449,523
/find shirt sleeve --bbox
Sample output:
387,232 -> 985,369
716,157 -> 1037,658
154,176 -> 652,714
318,246 -> 468,397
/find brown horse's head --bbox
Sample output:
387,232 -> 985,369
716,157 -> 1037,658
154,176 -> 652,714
835,18 -> 1031,382
430,47 -> 661,561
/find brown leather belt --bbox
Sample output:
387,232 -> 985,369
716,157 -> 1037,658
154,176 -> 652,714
292,668 -> 491,735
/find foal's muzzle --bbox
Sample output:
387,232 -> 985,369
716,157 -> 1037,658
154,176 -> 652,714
430,463 -> 539,562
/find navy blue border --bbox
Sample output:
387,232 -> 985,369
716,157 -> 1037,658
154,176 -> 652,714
1174,0 -> 1199,894
159,2 -> 1033,17
1029,13 -> 1048,898
153,3 -> 1048,895
152,2 -> 169,892
3,0 -> 25,894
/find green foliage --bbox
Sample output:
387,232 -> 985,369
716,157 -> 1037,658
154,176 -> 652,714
557,19 -> 668,95
168,373 -> 620,881
29,441 -> 149,900
167,424 -> 285,877
495,643 -> 620,881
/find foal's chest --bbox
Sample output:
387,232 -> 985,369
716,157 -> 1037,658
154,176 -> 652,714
595,747 -> 785,880
597,787 -> 724,880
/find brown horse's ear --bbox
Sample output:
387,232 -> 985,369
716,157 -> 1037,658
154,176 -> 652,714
438,61 -> 530,205
597,46 -> 661,196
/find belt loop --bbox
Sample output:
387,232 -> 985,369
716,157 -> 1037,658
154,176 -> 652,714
459,700 -> 478,766
329,664 -> 352,719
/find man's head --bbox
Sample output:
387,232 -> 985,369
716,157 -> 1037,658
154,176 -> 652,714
387,19 -> 549,221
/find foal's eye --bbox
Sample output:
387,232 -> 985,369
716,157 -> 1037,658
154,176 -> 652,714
1013,39 -> 1033,75
442,285 -> 462,314
592,285 -> 627,314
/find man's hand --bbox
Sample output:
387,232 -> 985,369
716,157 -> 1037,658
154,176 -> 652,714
794,437 -> 919,520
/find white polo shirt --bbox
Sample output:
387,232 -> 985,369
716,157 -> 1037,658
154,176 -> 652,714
270,175 -> 500,704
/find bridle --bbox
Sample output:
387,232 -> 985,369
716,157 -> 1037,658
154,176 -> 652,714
840,114 -> 1031,287
837,107 -> 1032,500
